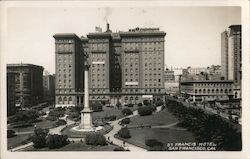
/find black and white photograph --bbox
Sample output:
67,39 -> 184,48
0,1 -> 249,159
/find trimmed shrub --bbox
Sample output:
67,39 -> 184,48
155,100 -> 163,106
138,106 -> 153,116
128,104 -> 134,107
118,127 -> 131,138
148,105 -> 157,112
7,130 -> 16,138
46,115 -> 58,121
143,100 -> 151,106
46,134 -> 69,149
32,128 -> 48,149
68,112 -> 80,121
54,119 -> 67,126
85,133 -> 107,146
145,139 -> 164,147
116,102 -> 122,109
48,107 -> 65,118
104,115 -> 116,121
137,103 -> 143,107
119,118 -> 130,125
113,147 -> 128,151
8,110 -> 39,123
90,102 -> 103,112
121,108 -> 133,116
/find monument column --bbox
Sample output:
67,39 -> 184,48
79,64 -> 93,131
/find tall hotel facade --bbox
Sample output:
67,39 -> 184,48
221,25 -> 241,98
54,24 -> 166,107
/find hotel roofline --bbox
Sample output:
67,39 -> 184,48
181,80 -> 234,84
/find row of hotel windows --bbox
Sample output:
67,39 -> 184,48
92,68 -> 105,72
58,96 -> 73,104
123,46 -> 163,51
90,44 -> 107,50
57,44 -> 73,52
145,63 -> 161,67
92,84 -> 106,88
194,83 -> 232,87
58,63 -> 72,68
122,89 -> 162,93
58,85 -> 72,88
194,88 -> 232,94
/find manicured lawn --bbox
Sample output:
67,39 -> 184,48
129,109 -> 179,127
8,119 -> 57,133
8,134 -> 33,149
24,142 -> 120,151
124,127 -> 196,149
93,106 -> 138,121
116,109 -> 196,150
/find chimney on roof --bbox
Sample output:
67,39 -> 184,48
106,23 -> 112,33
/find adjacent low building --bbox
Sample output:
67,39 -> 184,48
180,80 -> 234,102
7,72 -> 16,116
7,63 -> 44,108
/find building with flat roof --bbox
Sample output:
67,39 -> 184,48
7,63 -> 44,108
54,24 -> 166,107
180,80 -> 234,102
7,72 -> 16,116
43,71 -> 55,104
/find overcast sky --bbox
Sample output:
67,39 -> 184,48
4,6 -> 241,74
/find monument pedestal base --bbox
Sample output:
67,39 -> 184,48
78,108 -> 94,132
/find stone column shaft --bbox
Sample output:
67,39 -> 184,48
84,68 -> 89,108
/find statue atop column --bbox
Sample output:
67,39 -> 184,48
78,52 -> 94,131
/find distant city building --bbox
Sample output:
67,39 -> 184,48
43,71 -> 55,103
181,65 -> 222,81
221,25 -> 241,98
7,72 -> 16,116
54,24 -> 166,107
186,67 -> 209,75
180,80 -> 234,102
7,63 -> 44,108
207,65 -> 222,80
164,82 -> 179,96
164,68 -> 175,82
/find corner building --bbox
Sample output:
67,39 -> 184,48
54,25 -> 166,107
7,64 -> 44,108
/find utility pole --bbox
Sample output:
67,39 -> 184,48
178,75 -> 182,99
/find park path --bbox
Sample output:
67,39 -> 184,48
11,115 -> 72,152
10,142 -> 34,152
104,110 -> 146,151
151,121 -> 179,129
104,106 -> 163,151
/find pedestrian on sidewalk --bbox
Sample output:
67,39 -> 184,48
123,141 -> 126,147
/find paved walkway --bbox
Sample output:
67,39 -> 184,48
151,122 -> 179,129
104,106 -> 163,151
15,131 -> 34,135
11,115 -> 71,152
